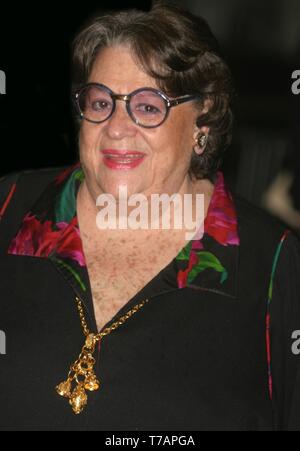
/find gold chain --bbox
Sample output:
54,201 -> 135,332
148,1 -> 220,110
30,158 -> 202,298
56,296 -> 149,414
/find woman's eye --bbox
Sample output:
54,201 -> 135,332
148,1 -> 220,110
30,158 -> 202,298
135,103 -> 160,114
91,100 -> 111,111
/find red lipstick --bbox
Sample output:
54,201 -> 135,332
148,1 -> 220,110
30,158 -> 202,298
101,149 -> 146,170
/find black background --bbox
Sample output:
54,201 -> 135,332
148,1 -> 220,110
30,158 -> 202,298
0,1 -> 152,174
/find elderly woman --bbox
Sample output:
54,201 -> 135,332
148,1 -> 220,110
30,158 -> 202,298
0,3 -> 300,431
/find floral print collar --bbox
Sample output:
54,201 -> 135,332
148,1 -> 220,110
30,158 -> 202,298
7,161 -> 240,301
176,170 -> 240,293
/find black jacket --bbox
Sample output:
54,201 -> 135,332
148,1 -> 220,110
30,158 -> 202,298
0,163 -> 300,431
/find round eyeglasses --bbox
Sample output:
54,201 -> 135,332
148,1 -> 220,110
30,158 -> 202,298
74,83 -> 202,128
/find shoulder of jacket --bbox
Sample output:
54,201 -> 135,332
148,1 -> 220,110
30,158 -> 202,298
0,165 -> 68,218
233,193 -> 289,245
230,192 -> 290,263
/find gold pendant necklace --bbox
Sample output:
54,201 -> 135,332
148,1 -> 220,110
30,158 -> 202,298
56,296 -> 149,414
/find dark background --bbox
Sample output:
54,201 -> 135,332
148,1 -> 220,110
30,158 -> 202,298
0,0 -> 299,227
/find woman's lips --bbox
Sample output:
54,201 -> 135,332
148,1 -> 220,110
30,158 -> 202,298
101,150 -> 146,170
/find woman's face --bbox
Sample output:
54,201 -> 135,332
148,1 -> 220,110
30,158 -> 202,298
79,45 -> 205,201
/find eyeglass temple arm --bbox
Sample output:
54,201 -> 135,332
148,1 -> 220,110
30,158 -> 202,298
169,95 -> 202,107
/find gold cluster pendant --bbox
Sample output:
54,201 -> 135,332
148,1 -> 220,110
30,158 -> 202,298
55,296 -> 149,415
56,333 -> 100,414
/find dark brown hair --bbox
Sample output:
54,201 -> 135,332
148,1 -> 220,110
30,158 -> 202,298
72,1 -> 234,181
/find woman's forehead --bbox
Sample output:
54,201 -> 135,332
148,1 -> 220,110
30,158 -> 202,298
88,45 -> 159,92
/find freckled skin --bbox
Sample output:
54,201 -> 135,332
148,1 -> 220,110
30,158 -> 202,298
81,229 -> 195,331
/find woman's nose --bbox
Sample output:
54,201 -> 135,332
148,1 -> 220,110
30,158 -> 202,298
104,100 -> 137,139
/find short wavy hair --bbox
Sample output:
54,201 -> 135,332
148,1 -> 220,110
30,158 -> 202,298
72,2 -> 234,181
